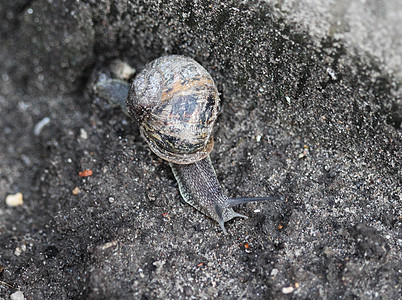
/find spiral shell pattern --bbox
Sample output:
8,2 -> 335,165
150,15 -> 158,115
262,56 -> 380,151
127,55 -> 220,164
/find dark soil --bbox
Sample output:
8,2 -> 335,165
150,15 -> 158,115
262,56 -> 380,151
0,1 -> 401,299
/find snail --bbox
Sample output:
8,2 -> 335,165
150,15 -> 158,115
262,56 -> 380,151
95,55 -> 275,234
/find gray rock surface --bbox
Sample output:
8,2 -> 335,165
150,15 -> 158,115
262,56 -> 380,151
0,0 -> 401,299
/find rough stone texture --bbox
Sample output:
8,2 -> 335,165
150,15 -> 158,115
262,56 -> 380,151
0,0 -> 401,299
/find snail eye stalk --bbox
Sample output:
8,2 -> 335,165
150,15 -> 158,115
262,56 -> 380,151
227,196 -> 278,207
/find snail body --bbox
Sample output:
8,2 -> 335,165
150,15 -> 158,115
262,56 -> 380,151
96,55 -> 273,234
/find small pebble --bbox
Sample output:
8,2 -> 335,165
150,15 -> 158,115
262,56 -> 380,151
10,290 -> 25,300
78,169 -> 93,177
282,286 -> 294,294
33,117 -> 50,136
298,151 -> 307,159
110,59 -> 136,80
327,67 -> 337,80
5,192 -> 23,207
14,247 -> 23,256
100,240 -> 118,250
80,128 -> 88,140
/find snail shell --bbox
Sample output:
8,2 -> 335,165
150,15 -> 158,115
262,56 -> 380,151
127,55 -> 219,164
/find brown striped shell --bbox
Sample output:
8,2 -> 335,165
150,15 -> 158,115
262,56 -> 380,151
127,55 -> 220,165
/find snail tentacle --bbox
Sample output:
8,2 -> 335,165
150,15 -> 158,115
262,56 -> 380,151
95,79 -> 131,115
227,196 -> 278,207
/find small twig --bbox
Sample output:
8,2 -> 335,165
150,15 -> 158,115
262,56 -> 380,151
0,280 -> 19,290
